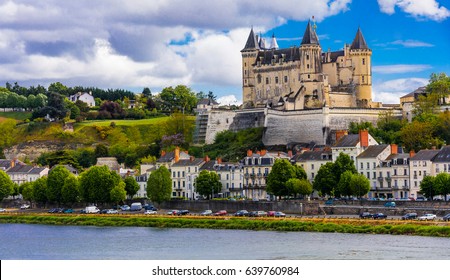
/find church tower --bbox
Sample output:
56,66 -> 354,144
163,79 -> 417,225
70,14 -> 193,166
349,27 -> 372,107
241,28 -> 259,107
299,20 -> 324,107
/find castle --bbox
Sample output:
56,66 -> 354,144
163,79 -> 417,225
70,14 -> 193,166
194,21 -> 401,146
242,21 -> 376,109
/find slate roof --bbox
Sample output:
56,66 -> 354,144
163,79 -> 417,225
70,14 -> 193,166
333,134 -> 360,148
28,167 -> 47,174
385,153 -> 410,161
400,86 -> 427,100
323,50 -> 345,63
356,145 -> 389,158
410,150 -> 440,161
200,161 -> 216,171
0,159 -> 12,170
242,28 -> 259,51
171,158 -> 204,167
7,165 -> 34,173
292,151 -> 332,162
433,146 -> 450,163
350,27 -> 369,50
157,151 -> 189,163
301,20 -> 320,45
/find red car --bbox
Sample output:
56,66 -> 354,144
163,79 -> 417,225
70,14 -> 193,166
213,210 -> 227,216
267,211 -> 276,217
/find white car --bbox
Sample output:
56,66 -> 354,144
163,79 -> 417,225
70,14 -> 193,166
20,204 -> 30,209
144,210 -> 157,215
418,214 -> 437,221
0,208 -> 6,212
106,209 -> 118,214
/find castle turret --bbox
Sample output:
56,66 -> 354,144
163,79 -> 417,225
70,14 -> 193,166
241,28 -> 259,107
349,27 -> 372,107
269,33 -> 279,50
299,20 -> 325,107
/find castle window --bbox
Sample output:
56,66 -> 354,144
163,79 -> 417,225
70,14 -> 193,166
257,74 -> 262,84
284,76 -> 288,83
306,54 -> 310,60
362,76 -> 365,83
244,70 -> 247,75
362,58 -> 365,65
266,77 -> 269,84
275,77 -> 279,84
244,63 -> 247,67
307,64 -> 310,69
308,74 -> 310,79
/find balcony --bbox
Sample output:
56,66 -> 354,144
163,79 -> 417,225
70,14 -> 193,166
385,177 -> 392,182
377,177 -> 383,182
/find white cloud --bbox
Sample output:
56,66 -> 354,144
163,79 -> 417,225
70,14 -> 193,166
217,94 -> 242,106
391,40 -> 434,47
373,64 -> 432,74
373,77 -> 428,103
377,0 -> 450,21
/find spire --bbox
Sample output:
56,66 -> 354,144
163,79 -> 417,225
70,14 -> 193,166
350,27 -> 369,50
301,20 -> 319,45
242,27 -> 259,51
259,34 -> 266,49
269,33 -> 279,49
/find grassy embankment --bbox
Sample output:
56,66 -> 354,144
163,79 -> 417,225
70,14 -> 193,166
1,213 -> 450,237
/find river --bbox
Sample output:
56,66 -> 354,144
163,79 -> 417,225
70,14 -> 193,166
1,224 -> 450,259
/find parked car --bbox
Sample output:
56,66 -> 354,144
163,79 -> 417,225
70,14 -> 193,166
20,204 -> 30,210
144,204 -> 158,211
213,210 -> 227,216
384,202 -> 396,207
234,210 -> 249,217
443,213 -> 450,221
100,209 -> 109,214
372,213 -> 388,219
167,210 -> 178,215
200,210 -> 213,216
0,208 -> 6,212
359,212 -> 373,219
249,211 -> 267,217
274,211 -> 286,217
401,213 -> 418,220
418,213 -> 437,221
144,210 -> 157,215
63,208 -> 74,214
416,197 -> 427,201
48,208 -> 59,213
177,210 -> 189,215
267,211 -> 276,217
325,199 -> 333,205
120,205 -> 130,211
106,209 -> 118,214
130,202 -> 143,211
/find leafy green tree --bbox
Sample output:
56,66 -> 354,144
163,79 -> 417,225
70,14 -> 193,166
434,173 -> 450,201
195,170 -> 222,199
142,87 -> 152,98
21,182 -> 34,204
110,181 -> 127,207
146,166 -> 172,204
48,82 -> 69,96
61,174 -> 80,205
349,173 -> 371,198
336,170 -> 353,197
266,159 -> 296,198
47,165 -> 71,205
313,162 -> 336,196
74,148 -> 96,168
427,72 -> 450,105
79,165 -> 121,203
286,178 -> 312,198
33,177 -> 48,205
293,164 -> 307,180
0,170 -> 14,201
0,119 -> 18,150
400,121 -> 438,152
124,176 -> 140,199
95,144 -> 109,158
10,183 -> 20,199
420,175 -> 436,200
332,153 -> 357,182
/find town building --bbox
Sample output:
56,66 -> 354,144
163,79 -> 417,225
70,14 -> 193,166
68,92 -> 95,107
331,130 -> 378,162
200,159 -> 244,198
6,164 -> 48,185
291,150 -> 332,182
409,150 -> 439,197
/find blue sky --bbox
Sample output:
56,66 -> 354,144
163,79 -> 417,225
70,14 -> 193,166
0,0 -> 448,105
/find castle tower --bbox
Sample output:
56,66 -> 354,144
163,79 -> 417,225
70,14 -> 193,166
269,33 -> 279,50
349,27 -> 372,107
299,20 -> 324,106
241,28 -> 259,107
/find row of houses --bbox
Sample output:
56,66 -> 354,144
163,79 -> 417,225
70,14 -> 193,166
136,130 -> 450,201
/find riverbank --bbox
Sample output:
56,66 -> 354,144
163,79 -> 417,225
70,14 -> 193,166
1,213 -> 450,237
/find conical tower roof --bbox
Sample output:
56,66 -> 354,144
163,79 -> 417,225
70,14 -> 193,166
301,20 -> 319,45
350,27 -> 369,50
242,28 -> 259,51
269,33 -> 279,49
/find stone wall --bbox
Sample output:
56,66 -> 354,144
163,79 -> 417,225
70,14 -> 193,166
3,141 -> 85,161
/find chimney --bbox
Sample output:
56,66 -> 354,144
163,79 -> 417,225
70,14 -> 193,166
359,130 -> 369,148
204,155 -> 210,162
288,150 -> 293,158
390,144 -> 398,155
161,150 -> 166,157
217,157 -> 222,164
260,150 -> 267,156
190,156 -> 195,162
10,159 -> 15,168
335,130 -> 348,142
409,150 -> 415,158
432,146 -> 436,150
256,150 -> 261,155
247,150 -> 253,157
174,147 -> 180,163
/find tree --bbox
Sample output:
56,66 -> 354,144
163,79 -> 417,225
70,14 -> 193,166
286,178 -> 312,198
349,173 -> 370,198
313,162 -> 336,196
146,166 -> 172,204
332,153 -> 357,182
142,87 -> 152,98
293,164 -> 307,180
266,159 -> 296,198
33,177 -> 48,205
427,73 -> 450,105
195,170 -> 222,199
124,176 -> 140,199
336,170 -> 354,197
434,173 -> 450,201
79,165 -> 122,203
110,181 -> 127,207
420,175 -> 436,200
61,174 -> 80,206
0,170 -> 14,201
95,144 -> 109,158
47,165 -> 71,205
400,121 -> 438,152
21,182 -> 34,204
